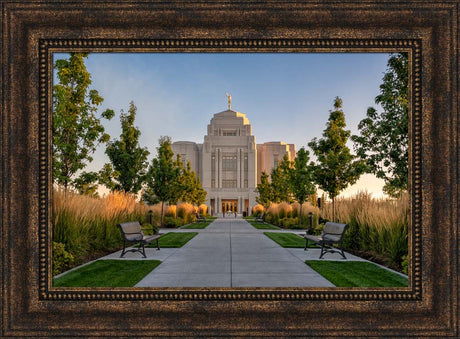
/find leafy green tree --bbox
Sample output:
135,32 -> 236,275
143,136 -> 181,227
308,97 -> 366,221
290,147 -> 316,225
73,171 -> 99,197
53,53 -> 114,193
270,154 -> 294,203
256,171 -> 273,211
98,164 -> 118,192
180,161 -> 207,206
101,101 -> 150,194
351,53 -> 409,197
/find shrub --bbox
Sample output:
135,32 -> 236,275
177,202 -> 195,224
262,212 -> 270,224
289,223 -> 304,230
145,209 -> 161,226
320,191 -> 409,270
165,205 -> 177,218
291,202 -> 299,218
279,202 -> 293,218
163,217 -> 184,228
53,242 -> 75,276
295,202 -> 320,227
252,204 -> 264,217
401,254 -> 409,274
141,223 -> 159,235
280,217 -> 300,229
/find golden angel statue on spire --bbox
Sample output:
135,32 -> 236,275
226,92 -> 232,110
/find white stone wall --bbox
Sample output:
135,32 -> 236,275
256,142 -> 296,184
171,109 -> 295,216
170,141 -> 200,174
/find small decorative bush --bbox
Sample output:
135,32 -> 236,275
252,204 -> 264,217
163,217 -> 184,228
280,217 -> 300,229
401,254 -> 408,274
141,223 -> 159,235
264,212 -> 273,224
53,242 -> 75,276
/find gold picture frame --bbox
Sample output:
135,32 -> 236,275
1,1 -> 457,336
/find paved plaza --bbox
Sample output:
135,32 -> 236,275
101,217 -> 377,287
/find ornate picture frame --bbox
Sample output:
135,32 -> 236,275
1,1 -> 457,337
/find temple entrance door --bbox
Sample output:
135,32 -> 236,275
222,200 -> 238,214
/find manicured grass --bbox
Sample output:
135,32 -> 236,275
305,261 -> 408,287
182,221 -> 213,229
147,232 -> 198,248
264,232 -> 317,248
53,259 -> 161,287
250,222 -> 280,230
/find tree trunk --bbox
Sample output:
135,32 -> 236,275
160,201 -> 165,227
332,197 -> 335,222
299,202 -> 303,226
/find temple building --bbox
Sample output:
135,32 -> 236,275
172,101 -> 295,216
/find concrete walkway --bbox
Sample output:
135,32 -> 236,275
103,217 -> 368,287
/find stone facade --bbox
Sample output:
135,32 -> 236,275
172,109 -> 295,216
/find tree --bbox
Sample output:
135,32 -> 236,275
143,136 -> 181,227
256,171 -> 272,210
180,161 -> 207,206
308,97 -> 366,221
73,171 -> 99,197
290,147 -> 316,225
101,101 -> 150,194
53,53 -> 114,193
270,154 -> 294,203
351,53 -> 409,197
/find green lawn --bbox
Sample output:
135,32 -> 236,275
53,260 -> 161,287
147,232 -> 198,248
264,232 -> 317,248
250,222 -> 280,230
305,261 -> 408,287
182,221 -> 213,229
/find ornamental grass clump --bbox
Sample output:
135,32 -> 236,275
165,205 -> 176,218
278,202 -> 293,219
53,189 -> 149,274
320,191 -> 408,270
198,204 -> 208,216
266,203 -> 302,228
177,202 -> 196,224
292,202 -> 320,227
252,204 -> 264,217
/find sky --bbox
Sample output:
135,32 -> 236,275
54,52 -> 393,199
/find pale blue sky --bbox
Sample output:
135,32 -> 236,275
54,53 -> 393,198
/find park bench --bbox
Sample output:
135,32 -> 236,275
302,222 -> 349,259
117,221 -> 162,258
196,213 -> 207,222
255,213 -> 265,223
